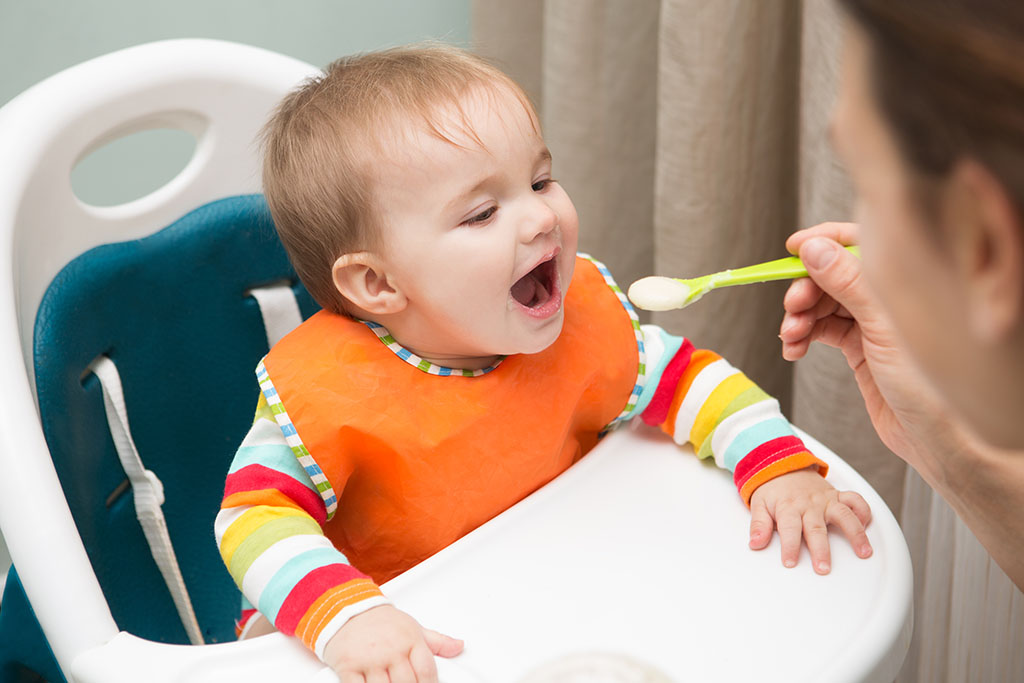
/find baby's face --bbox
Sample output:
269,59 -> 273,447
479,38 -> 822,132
370,87 -> 579,365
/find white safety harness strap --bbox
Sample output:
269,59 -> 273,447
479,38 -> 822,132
84,284 -> 301,646
88,355 -> 205,645
248,283 -> 303,348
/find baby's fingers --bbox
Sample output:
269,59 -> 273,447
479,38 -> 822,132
776,506 -> 804,568
387,658 -> 417,683
828,497 -> 873,559
802,510 -> 832,575
749,498 -> 774,550
409,642 -> 440,683
838,490 -> 872,527
422,628 -> 464,658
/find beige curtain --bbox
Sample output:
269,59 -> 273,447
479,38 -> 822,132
472,1 -> 1023,680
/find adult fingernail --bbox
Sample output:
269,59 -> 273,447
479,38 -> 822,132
802,238 -> 838,270
784,559 -> 796,568
780,317 -> 797,336
818,561 -> 830,573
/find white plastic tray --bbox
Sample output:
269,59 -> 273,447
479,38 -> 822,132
69,423 -> 911,682
383,423 -> 912,683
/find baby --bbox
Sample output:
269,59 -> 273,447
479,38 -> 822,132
215,44 -> 874,680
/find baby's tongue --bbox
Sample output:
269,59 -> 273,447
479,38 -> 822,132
511,271 -> 546,307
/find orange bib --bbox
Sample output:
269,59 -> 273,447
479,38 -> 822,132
262,257 -> 640,582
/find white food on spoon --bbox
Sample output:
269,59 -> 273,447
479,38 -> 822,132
626,276 -> 692,311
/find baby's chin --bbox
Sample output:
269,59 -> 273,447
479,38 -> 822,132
506,312 -> 565,356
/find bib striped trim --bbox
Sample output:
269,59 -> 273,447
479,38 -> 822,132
577,254 -> 648,431
256,360 -> 339,520
360,320 -> 504,377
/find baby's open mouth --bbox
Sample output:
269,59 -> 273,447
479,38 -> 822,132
511,256 -> 560,314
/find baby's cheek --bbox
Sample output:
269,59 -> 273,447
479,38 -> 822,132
561,255 -> 576,284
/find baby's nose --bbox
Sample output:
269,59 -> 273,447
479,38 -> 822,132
522,199 -> 558,241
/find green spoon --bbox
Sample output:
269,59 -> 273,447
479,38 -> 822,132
627,245 -> 861,311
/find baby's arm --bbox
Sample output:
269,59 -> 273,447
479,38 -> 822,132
631,325 -> 872,572
216,394 -> 461,678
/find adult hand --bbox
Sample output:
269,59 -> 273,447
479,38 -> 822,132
778,222 -> 960,482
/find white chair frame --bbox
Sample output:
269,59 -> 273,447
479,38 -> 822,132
0,39 -> 341,683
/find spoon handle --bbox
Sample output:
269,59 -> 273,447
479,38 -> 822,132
707,245 -> 860,288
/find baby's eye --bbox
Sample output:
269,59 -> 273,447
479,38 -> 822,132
531,179 -> 552,192
464,206 -> 496,225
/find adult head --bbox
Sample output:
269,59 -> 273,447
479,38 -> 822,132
830,0 -> 1024,448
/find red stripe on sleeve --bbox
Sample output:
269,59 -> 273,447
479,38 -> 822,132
274,563 -> 371,635
732,435 -> 807,489
235,608 -> 258,637
224,464 -> 327,524
641,339 -> 695,426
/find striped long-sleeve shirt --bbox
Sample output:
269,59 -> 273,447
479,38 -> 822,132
215,322 -> 824,660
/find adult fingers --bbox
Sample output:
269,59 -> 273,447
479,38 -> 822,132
781,314 -> 862,364
802,510 -> 832,575
786,222 -> 861,254
749,497 -> 774,550
780,335 -> 814,362
422,628 -> 465,658
783,276 -> 827,318
780,292 -> 849,345
776,506 -> 804,568
797,238 -> 878,325
827,499 -> 873,559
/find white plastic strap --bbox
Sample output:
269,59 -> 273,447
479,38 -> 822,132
248,283 -> 303,348
88,355 -> 205,646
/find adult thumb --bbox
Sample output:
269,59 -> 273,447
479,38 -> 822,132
423,628 -> 465,658
799,238 -> 875,321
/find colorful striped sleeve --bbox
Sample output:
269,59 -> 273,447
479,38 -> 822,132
215,393 -> 389,659
628,325 -> 828,505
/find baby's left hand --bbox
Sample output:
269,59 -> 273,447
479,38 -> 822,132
748,468 -> 873,574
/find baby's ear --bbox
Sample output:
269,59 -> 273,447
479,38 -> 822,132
331,252 -> 408,315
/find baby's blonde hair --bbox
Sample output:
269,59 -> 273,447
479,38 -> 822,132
261,43 -> 536,314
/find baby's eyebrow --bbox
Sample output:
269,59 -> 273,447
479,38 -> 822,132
444,147 -> 554,213
444,176 -> 493,213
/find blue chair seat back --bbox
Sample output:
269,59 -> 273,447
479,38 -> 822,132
0,194 -> 317,679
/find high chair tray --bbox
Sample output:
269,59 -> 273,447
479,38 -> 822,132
382,424 -> 913,683
70,424 -> 911,683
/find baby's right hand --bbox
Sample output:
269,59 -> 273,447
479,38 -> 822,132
323,604 -> 464,683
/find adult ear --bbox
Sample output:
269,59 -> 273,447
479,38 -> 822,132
331,252 -> 408,315
953,160 -> 1024,343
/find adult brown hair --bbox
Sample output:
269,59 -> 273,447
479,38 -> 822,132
838,0 -> 1024,214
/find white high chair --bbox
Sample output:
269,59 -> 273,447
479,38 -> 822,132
0,39 -> 342,682
0,39 -> 913,683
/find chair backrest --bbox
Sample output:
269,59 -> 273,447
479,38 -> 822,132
35,194 -> 319,644
0,39 -> 321,681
